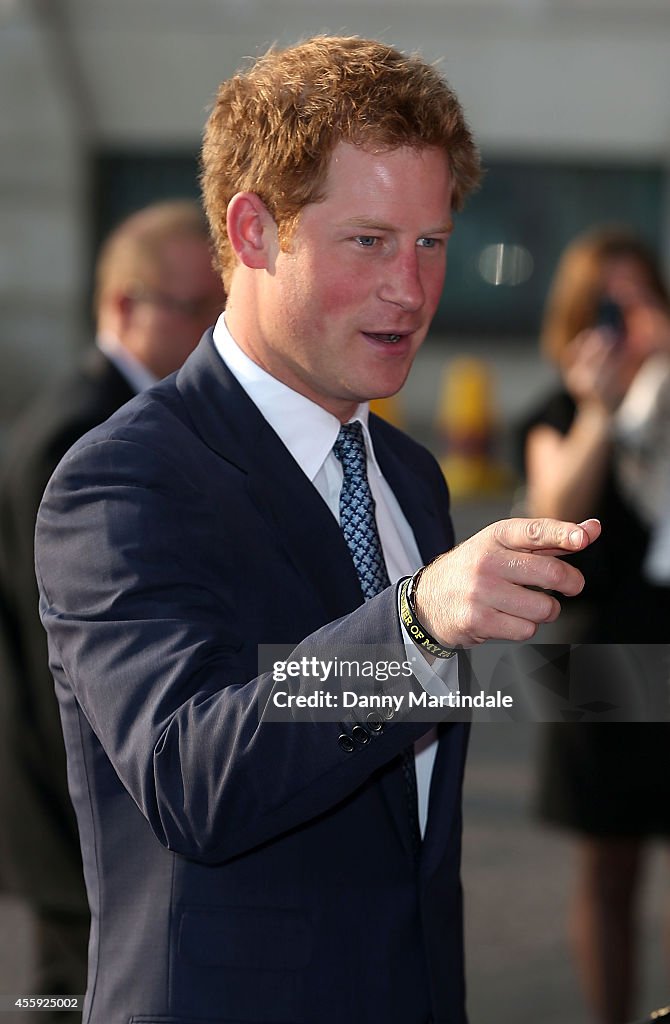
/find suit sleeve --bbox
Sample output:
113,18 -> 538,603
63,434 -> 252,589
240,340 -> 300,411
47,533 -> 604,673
35,436 -> 437,864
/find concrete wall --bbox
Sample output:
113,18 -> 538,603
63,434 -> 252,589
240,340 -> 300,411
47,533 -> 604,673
0,1 -> 90,432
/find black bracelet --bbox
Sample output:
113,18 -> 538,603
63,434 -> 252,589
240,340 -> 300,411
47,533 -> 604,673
399,572 -> 457,660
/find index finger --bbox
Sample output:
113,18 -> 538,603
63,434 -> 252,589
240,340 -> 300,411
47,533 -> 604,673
493,517 -> 602,555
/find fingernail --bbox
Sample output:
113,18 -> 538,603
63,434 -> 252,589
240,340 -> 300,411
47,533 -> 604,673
569,529 -> 584,546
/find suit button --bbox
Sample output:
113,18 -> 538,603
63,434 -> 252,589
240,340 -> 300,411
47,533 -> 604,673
338,733 -> 355,753
382,707 -> 395,720
366,713 -> 384,733
351,724 -> 370,745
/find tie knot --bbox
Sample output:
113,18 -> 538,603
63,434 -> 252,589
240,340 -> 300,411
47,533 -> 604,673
333,421 -> 367,475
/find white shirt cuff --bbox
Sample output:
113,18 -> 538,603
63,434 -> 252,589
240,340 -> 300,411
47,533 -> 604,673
396,583 -> 459,698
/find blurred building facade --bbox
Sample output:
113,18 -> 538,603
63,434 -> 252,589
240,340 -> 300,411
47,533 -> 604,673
1,0 -> 670,444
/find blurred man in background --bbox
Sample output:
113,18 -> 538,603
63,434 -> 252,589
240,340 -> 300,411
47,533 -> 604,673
0,198 -> 225,1021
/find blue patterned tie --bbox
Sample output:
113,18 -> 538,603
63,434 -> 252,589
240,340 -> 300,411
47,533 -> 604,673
333,420 -> 420,861
332,422 -> 391,599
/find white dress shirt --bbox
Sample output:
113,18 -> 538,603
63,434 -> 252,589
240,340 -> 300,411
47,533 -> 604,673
212,315 -> 458,834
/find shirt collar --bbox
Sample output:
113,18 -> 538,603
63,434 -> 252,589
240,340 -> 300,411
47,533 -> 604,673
212,313 -> 380,482
96,333 -> 158,394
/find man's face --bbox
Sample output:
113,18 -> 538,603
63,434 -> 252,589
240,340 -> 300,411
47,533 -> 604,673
241,142 -> 453,421
129,234 -> 226,379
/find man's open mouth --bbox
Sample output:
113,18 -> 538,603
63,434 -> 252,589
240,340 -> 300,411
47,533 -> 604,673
364,332 -> 402,343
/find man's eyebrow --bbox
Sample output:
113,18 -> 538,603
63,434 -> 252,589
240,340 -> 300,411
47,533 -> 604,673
340,217 -> 454,235
425,222 -> 454,236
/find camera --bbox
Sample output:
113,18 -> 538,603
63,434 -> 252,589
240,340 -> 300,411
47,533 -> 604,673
595,297 -> 626,341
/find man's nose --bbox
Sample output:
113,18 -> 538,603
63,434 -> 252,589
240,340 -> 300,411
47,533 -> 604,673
377,252 -> 425,312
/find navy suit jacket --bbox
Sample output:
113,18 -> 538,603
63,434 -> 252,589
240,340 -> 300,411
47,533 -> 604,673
35,332 -> 470,1024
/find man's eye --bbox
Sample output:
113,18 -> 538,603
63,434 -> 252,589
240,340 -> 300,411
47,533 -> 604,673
355,236 -> 378,247
417,237 -> 439,249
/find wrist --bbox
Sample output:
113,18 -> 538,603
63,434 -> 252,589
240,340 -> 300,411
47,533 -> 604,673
575,398 -> 615,434
399,572 -> 457,660
577,395 -> 612,417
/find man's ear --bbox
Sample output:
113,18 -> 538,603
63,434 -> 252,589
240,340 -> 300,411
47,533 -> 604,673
226,192 -> 278,271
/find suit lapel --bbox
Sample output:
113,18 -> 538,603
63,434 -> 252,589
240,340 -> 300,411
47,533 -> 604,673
176,333 -> 363,622
370,417 -> 453,565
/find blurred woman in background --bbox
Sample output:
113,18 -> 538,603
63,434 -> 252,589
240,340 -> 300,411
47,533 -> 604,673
522,226 -> 670,1024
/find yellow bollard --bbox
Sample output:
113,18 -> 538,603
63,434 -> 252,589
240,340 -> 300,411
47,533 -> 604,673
434,357 -> 512,498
